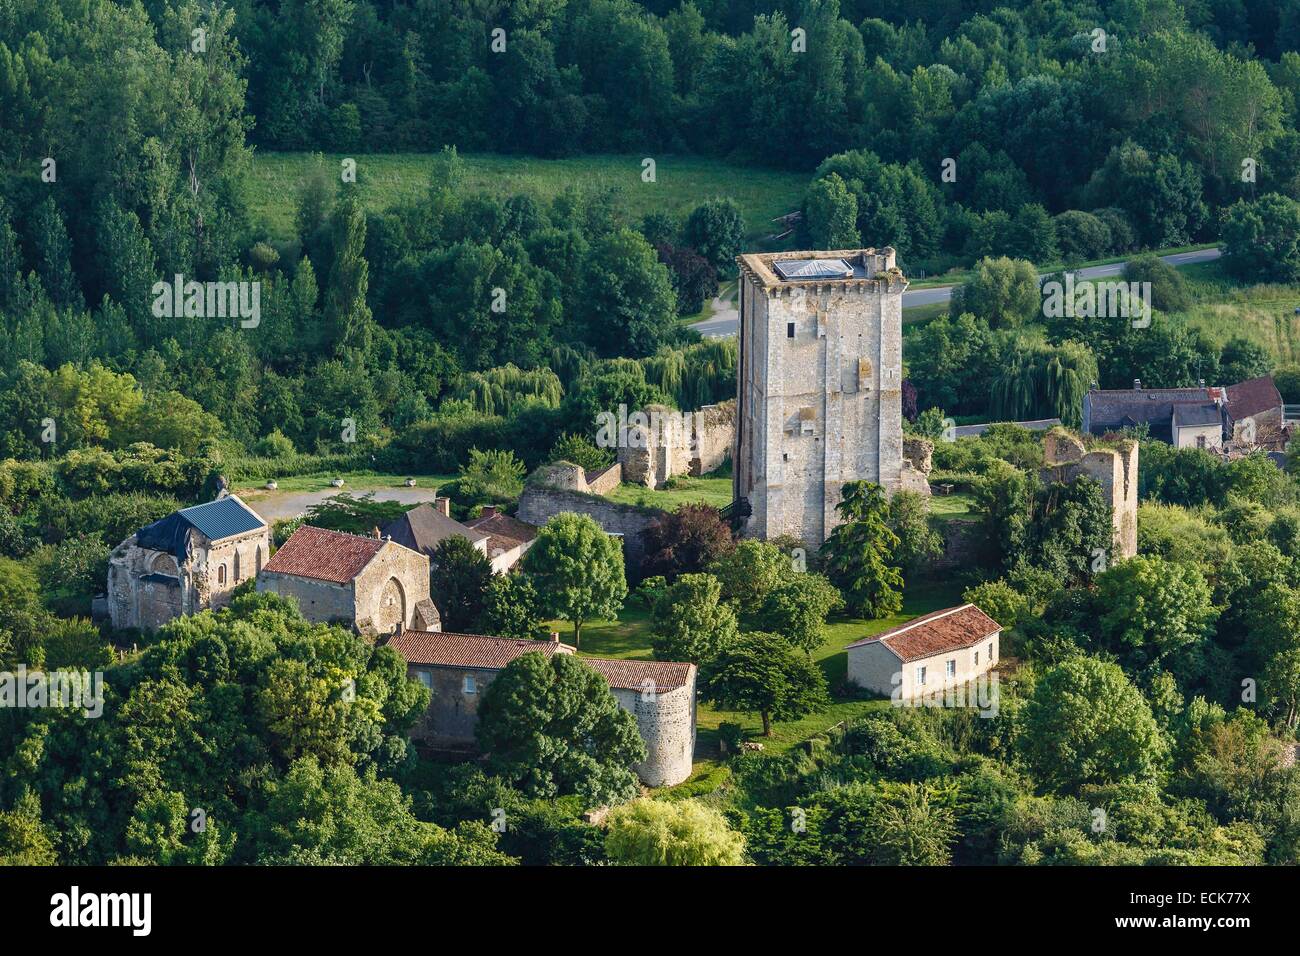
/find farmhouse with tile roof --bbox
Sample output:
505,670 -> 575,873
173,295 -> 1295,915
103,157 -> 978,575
257,525 -> 439,637
846,604 -> 1001,700
107,495 -> 271,631
389,629 -> 697,787
1081,376 -> 1285,451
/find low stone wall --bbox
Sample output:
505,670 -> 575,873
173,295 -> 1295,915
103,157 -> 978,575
931,520 -> 983,573
585,462 -> 623,495
517,485 -> 663,569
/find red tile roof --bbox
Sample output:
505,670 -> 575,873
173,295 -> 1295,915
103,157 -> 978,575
463,512 -> 538,553
262,525 -> 384,584
389,630 -> 572,669
846,604 -> 1000,663
387,630 -> 694,690
1226,376 -> 1282,420
583,658 -> 694,692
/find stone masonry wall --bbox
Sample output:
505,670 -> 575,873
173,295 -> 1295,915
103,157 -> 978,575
734,250 -> 906,547
1042,429 -> 1139,561
609,673 -> 697,787
407,654 -> 696,787
517,485 -> 663,569
618,401 -> 735,489
108,525 -> 269,631
585,462 -> 623,495
257,571 -> 355,623
352,540 -> 431,634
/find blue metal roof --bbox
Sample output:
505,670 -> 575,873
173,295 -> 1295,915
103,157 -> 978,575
136,497 -> 265,558
178,497 -> 265,540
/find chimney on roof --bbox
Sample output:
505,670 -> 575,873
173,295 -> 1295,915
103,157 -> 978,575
435,496 -> 451,517
371,526 -> 381,538
549,631 -> 560,643
394,620 -> 404,637
481,505 -> 498,518
1133,379 -> 1142,391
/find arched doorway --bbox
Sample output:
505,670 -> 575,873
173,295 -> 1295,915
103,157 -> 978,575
376,576 -> 407,633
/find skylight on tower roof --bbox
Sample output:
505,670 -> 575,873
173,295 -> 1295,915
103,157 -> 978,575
773,258 -> 854,281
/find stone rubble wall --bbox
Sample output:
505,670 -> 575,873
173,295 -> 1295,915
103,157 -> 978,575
517,484 -> 664,569
618,400 -> 735,489
1041,428 -> 1139,561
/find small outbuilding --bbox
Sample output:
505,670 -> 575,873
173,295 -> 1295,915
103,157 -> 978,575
846,603 -> 1001,700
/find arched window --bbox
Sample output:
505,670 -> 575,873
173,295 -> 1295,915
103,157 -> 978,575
255,545 -> 263,575
217,564 -> 227,586
233,550 -> 241,582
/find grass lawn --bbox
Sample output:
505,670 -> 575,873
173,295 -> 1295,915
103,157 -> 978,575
1175,259 -> 1300,364
603,475 -> 733,510
928,491 -> 977,522
558,576 -> 967,765
247,152 -> 808,244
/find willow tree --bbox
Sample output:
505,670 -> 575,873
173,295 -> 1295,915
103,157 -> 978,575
452,363 -> 563,416
990,339 -> 1096,427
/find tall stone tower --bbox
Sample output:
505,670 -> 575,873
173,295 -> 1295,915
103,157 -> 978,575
733,248 -> 908,545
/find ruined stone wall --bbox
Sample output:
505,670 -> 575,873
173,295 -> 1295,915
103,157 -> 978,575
585,462 -> 623,495
517,485 -> 662,569
1042,430 -> 1139,561
931,521 -> 984,572
617,401 -> 735,489
608,671 -> 697,787
107,525 -> 269,630
903,437 -> 933,474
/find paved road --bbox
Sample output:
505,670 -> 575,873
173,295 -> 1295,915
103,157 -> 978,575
237,486 -> 437,523
691,246 -> 1223,338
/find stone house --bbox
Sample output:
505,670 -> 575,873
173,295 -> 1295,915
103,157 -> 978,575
107,495 -> 270,631
462,506 -> 538,573
846,603 -> 1000,700
256,525 -> 439,637
389,629 -> 697,787
1082,383 -> 1225,448
1081,377 -> 1285,451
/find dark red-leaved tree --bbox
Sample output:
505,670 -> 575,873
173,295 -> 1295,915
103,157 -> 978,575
639,503 -> 734,581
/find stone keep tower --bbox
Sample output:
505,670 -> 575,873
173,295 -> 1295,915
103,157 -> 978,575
733,248 -> 908,545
